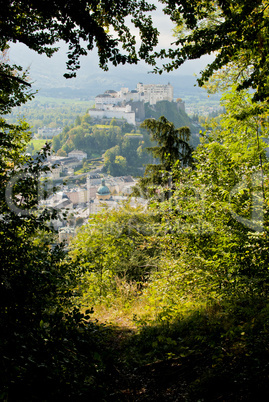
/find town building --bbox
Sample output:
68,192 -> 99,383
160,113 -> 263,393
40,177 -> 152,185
38,127 -> 62,138
68,150 -> 87,160
38,172 -> 146,242
58,227 -> 75,244
96,179 -> 111,200
43,156 -> 83,179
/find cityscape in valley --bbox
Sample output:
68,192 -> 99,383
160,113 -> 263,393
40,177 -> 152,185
38,82 -> 189,243
42,167 -> 144,243
35,82 -> 188,138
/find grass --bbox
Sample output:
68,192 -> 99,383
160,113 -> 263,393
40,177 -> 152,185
77,270 -> 269,401
28,138 -> 51,152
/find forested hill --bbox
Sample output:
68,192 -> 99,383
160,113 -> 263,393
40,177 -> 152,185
145,100 -> 194,131
145,100 -> 200,147
51,102 -> 200,176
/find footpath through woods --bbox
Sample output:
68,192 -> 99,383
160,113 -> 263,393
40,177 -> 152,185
100,325 -> 199,401
92,300 -> 269,402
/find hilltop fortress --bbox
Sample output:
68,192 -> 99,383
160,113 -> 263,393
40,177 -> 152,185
88,83 -> 185,125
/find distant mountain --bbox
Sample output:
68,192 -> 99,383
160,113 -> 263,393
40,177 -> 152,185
36,74 -> 206,101
9,43 -> 213,100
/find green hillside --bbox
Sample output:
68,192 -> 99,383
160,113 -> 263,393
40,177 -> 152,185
145,100 -> 200,147
50,114 -> 153,176
51,103 -> 199,176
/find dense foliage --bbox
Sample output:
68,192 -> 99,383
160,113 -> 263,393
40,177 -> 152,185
68,84 -> 269,400
145,100 -> 197,139
50,115 -> 151,175
2,1 -> 269,400
0,0 -> 158,77
0,58 -> 109,396
158,0 -> 269,102
0,128 -> 107,399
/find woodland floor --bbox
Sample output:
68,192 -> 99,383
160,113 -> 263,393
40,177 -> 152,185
104,326 -> 194,401
94,322 -> 266,402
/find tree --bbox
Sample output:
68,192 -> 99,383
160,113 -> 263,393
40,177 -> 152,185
0,17 -> 123,397
0,46 -> 34,116
134,116 -> 193,199
3,1 -> 269,107
69,205 -> 163,301
157,0 -> 269,102
0,128 -> 103,398
52,135 -> 61,153
75,115 -> 82,126
57,148 -> 67,157
142,116 -> 193,170
0,0 -> 158,79
164,85 -> 269,292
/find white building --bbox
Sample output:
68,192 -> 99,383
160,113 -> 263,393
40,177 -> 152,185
88,104 -> 136,125
92,83 -> 174,123
38,127 -> 62,138
136,83 -> 173,104
68,150 -> 87,160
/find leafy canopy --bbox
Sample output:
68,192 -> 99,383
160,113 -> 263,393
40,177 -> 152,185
142,116 -> 192,171
0,0 -> 159,76
3,0 -> 269,105
157,0 -> 269,102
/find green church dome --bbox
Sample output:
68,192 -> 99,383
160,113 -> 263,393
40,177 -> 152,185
97,179 -> 110,195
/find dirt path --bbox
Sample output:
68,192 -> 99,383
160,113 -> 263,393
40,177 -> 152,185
100,325 -> 194,402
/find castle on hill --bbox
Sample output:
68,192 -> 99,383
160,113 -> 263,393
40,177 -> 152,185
88,83 -> 185,125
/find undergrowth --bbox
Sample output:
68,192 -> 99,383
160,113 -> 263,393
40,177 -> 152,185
77,257 -> 269,401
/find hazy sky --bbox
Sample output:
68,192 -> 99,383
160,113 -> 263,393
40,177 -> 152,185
9,3 -> 215,92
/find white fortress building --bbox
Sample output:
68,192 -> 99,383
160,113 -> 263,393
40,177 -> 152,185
89,103 -> 136,125
136,83 -> 173,104
88,83 -> 174,125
